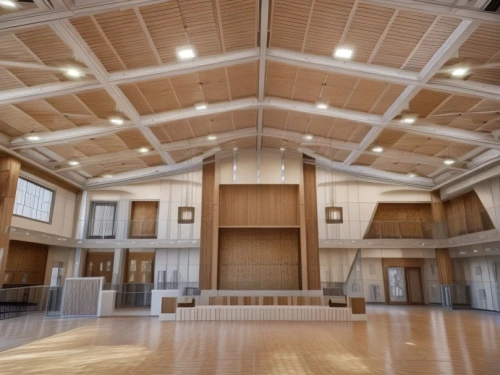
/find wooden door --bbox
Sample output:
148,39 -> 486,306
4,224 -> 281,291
406,267 -> 424,305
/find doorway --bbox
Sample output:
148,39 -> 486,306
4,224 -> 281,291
386,266 -> 423,305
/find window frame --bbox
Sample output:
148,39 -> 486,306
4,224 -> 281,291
13,177 -> 55,224
87,201 -> 118,239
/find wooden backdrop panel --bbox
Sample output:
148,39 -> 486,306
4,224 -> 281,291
219,184 -> 300,227
84,252 -> 114,284
303,159 -> 320,290
4,240 -> 48,285
199,159 -> 215,289
129,201 -> 159,238
218,228 -> 300,290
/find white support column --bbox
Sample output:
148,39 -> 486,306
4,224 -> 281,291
72,248 -> 87,278
115,200 -> 130,240
75,190 -> 90,240
257,0 -> 269,151
112,248 -> 127,285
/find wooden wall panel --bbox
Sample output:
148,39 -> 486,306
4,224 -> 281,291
84,252 -> 114,284
218,228 -> 300,290
199,159 -> 215,290
444,190 -> 494,237
431,191 -> 448,239
3,240 -> 48,286
435,248 -> 453,285
219,185 -> 300,227
129,201 -> 159,238
364,203 -> 433,239
0,156 -> 21,287
124,251 -> 154,283
303,158 -> 320,290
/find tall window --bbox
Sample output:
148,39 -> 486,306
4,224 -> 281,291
14,178 -> 54,223
87,202 -> 117,239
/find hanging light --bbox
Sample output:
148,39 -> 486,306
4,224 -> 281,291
325,170 -> 343,224
178,174 -> 195,224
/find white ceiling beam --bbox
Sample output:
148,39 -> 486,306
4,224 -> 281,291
162,128 -> 256,151
426,79 -> 500,102
51,19 -> 175,165
0,81 -> 102,105
108,49 -> 260,85
257,0 -> 270,152
85,147 -> 220,188
12,96 -> 500,151
343,19 -> 481,167
300,147 -> 435,188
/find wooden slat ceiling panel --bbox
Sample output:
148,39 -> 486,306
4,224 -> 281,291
92,134 -> 129,153
100,157 -> 148,174
141,154 -> 164,167
15,26 -> 76,66
226,62 -> 258,99
329,119 -> 371,143
169,147 -> 210,163
45,144 -> 84,160
372,11 -> 436,68
403,17 -> 461,72
139,2 -> 187,64
470,99 -> 500,113
432,95 -> 482,115
152,119 -> 193,143
219,0 -> 257,52
0,34 -> 38,63
45,94 -> 94,117
408,89 -> 450,118
189,112 -> 235,137
233,109 -> 258,130
354,153 -> 439,176
343,4 -> 395,63
0,119 -> 23,138
70,17 -> 126,72
261,136 -> 300,151
121,80 -> 180,115
302,0 -> 355,56
6,68 -> 64,87
72,139 -> 108,157
93,10 -> 158,69
313,147 -> 351,163
458,23 -> 500,65
0,68 -> 25,90
269,0 -> 313,52
0,104 -> 47,134
177,0 -> 222,57
116,129 -> 151,150
75,89 -> 118,119
422,113 -> 500,132
14,100 -> 76,132
266,62 -> 406,113
197,68 -> 230,103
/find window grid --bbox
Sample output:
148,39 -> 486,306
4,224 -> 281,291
13,178 -> 54,223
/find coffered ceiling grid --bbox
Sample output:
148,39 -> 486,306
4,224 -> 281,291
0,0 -> 498,189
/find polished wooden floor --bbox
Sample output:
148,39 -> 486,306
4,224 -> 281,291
0,305 -> 499,374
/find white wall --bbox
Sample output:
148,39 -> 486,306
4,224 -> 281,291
361,258 -> 385,303
88,169 -> 202,241
319,248 -> 357,283
154,248 -> 200,286
219,150 -> 302,184
11,171 -> 77,238
316,167 -> 432,240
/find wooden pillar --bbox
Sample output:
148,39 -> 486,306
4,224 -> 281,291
302,156 -> 320,290
435,248 -> 454,284
430,190 -> 448,239
199,157 -> 215,290
0,156 -> 21,287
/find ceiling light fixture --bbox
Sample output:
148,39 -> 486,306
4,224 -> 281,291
400,115 -> 417,124
176,46 -> 196,60
280,147 -> 285,151
138,147 -> 149,153
303,134 -> 313,141
63,67 -> 84,79
109,116 -> 124,125
102,174 -> 113,178
451,67 -> 468,77
26,135 -> 40,141
195,102 -> 208,110
315,101 -> 328,110
68,160 -> 80,166
0,0 -> 17,8
443,159 -> 455,165
372,146 -> 384,153
408,173 -> 417,178
334,47 -> 353,60
207,134 -> 217,141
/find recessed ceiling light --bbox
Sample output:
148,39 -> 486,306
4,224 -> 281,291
138,147 -> 149,153
68,160 -> 79,166
303,134 -> 313,141
0,0 -> 17,9
102,174 -> 113,178
63,67 -> 84,79
280,147 -> 285,151
400,115 -> 417,124
334,47 -> 353,60
176,46 -> 196,60
315,101 -> 328,110
451,67 -> 468,77
26,135 -> 40,141
109,116 -> 124,125
372,146 -> 384,153
207,134 -> 217,141
443,159 -> 455,165
195,102 -> 208,110
408,173 -> 417,178
233,147 -> 238,151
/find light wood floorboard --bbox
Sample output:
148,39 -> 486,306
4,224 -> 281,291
0,306 -> 499,374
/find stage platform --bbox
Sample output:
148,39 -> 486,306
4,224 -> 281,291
175,305 -> 358,321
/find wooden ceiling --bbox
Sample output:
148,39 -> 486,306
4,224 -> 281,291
0,0 -> 499,187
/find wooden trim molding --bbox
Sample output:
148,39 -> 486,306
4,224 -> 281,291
303,156 -> 320,290
199,157 -> 215,290
435,248 -> 454,284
